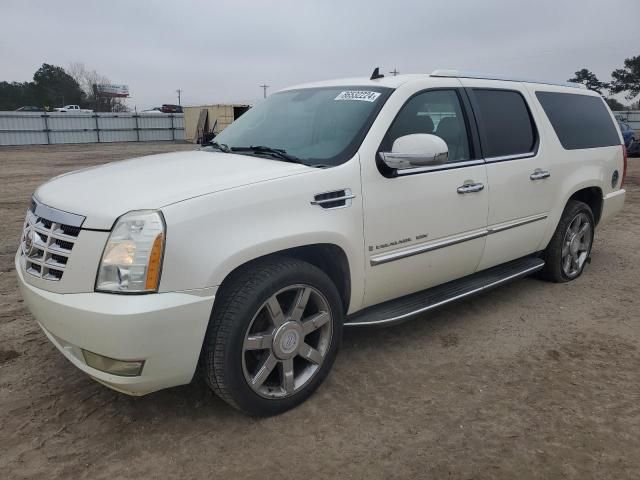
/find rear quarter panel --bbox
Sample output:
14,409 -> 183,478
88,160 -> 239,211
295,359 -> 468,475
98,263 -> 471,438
524,84 -> 624,248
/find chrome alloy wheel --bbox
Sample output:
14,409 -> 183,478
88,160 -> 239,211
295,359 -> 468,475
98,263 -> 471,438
242,284 -> 333,399
561,212 -> 593,278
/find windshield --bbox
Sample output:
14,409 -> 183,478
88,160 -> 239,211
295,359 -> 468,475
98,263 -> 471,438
213,86 -> 392,166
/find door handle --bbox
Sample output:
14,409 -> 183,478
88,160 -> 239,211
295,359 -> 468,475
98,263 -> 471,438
530,169 -> 551,180
457,182 -> 484,194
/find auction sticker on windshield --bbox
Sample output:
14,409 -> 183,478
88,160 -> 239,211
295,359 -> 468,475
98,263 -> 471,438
334,91 -> 381,102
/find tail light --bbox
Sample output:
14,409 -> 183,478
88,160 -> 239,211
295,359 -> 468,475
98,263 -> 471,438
621,144 -> 628,188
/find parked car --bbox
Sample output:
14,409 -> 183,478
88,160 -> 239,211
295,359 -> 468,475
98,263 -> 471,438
627,139 -> 640,157
161,104 -> 183,113
618,120 -> 636,148
16,70 -> 626,416
15,106 -> 43,112
140,107 -> 164,114
53,104 -> 93,113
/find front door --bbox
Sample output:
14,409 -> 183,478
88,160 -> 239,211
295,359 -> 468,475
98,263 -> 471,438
359,86 -> 489,308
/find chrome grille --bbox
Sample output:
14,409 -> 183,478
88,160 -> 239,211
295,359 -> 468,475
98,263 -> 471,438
20,207 -> 82,281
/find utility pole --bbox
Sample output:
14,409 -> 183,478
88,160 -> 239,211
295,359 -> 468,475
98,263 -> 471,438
389,68 -> 400,76
176,89 -> 182,105
260,84 -> 269,99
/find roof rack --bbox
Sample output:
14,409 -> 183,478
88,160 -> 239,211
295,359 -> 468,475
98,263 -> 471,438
430,69 -> 587,89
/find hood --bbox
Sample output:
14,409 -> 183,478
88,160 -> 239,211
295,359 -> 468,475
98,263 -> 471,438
35,150 -> 312,229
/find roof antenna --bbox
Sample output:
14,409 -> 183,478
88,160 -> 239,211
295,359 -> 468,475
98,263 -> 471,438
370,67 -> 384,80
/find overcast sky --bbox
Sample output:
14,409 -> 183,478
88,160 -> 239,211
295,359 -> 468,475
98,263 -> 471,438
2,0 -> 638,109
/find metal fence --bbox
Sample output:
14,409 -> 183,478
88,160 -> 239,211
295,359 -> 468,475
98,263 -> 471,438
0,112 -> 185,146
613,110 -> 640,131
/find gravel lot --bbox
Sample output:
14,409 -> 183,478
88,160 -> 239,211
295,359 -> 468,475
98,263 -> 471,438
1,142 -> 639,479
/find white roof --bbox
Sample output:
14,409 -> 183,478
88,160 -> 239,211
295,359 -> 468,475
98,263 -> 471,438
280,70 -> 590,93
281,74 -> 426,92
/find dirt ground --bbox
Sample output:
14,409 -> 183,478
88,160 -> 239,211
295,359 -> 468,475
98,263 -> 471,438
1,142 -> 639,480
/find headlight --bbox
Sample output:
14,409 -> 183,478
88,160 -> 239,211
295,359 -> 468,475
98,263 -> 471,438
96,210 -> 165,293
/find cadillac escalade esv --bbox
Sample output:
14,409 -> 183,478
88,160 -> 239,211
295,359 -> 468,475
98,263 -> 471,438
16,70 -> 627,415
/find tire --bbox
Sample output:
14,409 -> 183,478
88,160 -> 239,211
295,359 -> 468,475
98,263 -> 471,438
540,200 -> 595,283
201,257 -> 343,416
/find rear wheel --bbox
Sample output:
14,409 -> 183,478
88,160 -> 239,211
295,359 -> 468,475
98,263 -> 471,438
202,257 -> 343,416
540,200 -> 594,282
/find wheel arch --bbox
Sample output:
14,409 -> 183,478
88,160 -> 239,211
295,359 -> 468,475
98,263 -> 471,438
215,243 -> 353,314
568,186 -> 603,225
539,182 -> 604,252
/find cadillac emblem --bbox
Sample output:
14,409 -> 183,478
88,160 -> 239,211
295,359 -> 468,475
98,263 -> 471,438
23,226 -> 35,257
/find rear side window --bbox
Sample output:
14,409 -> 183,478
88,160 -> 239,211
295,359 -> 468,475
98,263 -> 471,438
535,92 -> 620,150
470,89 -> 536,158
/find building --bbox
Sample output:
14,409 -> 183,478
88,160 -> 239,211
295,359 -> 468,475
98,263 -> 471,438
183,104 -> 251,143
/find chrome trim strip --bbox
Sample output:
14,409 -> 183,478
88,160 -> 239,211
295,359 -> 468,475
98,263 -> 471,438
484,152 -> 536,163
346,262 -> 544,327
487,213 -> 548,234
379,151 -> 449,169
370,229 -> 487,266
310,195 -> 356,205
369,214 -> 548,266
32,197 -> 85,227
395,159 -> 484,176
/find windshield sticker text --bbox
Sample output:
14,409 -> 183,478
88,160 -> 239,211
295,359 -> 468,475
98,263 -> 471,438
334,91 -> 381,102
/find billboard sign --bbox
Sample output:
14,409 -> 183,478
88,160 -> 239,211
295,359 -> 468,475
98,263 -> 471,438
95,84 -> 130,98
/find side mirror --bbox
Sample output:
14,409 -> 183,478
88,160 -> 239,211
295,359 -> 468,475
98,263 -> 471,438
379,133 -> 448,170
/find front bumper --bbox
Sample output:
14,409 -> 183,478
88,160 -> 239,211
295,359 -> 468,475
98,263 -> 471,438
16,253 -> 216,395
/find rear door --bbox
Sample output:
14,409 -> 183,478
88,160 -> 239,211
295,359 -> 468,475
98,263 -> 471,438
460,79 -> 556,270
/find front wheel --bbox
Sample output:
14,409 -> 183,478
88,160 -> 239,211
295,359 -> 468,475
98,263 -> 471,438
201,257 -> 343,416
540,200 -> 595,282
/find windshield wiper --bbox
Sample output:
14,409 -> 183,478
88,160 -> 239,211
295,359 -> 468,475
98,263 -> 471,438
204,141 -> 231,152
231,145 -> 306,164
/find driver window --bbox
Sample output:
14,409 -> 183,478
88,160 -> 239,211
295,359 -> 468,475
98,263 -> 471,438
382,90 -> 471,162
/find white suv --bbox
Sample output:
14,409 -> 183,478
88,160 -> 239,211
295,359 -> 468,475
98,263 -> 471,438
16,70 -> 627,415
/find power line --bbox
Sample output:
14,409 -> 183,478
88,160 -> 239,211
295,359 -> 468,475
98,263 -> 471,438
389,68 -> 400,76
260,84 -> 269,99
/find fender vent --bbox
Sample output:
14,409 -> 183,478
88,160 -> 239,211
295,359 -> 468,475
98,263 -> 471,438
311,189 -> 355,209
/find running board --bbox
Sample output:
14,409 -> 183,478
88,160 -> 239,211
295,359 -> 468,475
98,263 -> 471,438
345,256 -> 545,327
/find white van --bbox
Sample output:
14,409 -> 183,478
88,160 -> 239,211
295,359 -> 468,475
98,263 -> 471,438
17,70 -> 626,415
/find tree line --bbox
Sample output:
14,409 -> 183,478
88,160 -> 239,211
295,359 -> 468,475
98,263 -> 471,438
3,55 -> 639,112
569,54 -> 640,110
0,63 -> 128,112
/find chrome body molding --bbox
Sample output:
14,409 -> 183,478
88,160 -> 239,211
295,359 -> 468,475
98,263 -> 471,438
395,159 -> 485,176
388,152 -> 536,177
484,151 -> 536,163
32,196 -> 85,228
370,213 -> 548,266
486,213 -> 548,233
370,229 -> 487,266
346,262 -> 545,327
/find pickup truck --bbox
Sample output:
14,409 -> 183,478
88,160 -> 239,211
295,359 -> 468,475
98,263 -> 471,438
53,104 -> 93,113
16,70 -> 626,416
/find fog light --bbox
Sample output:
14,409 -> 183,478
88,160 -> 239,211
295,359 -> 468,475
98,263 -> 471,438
82,350 -> 144,377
